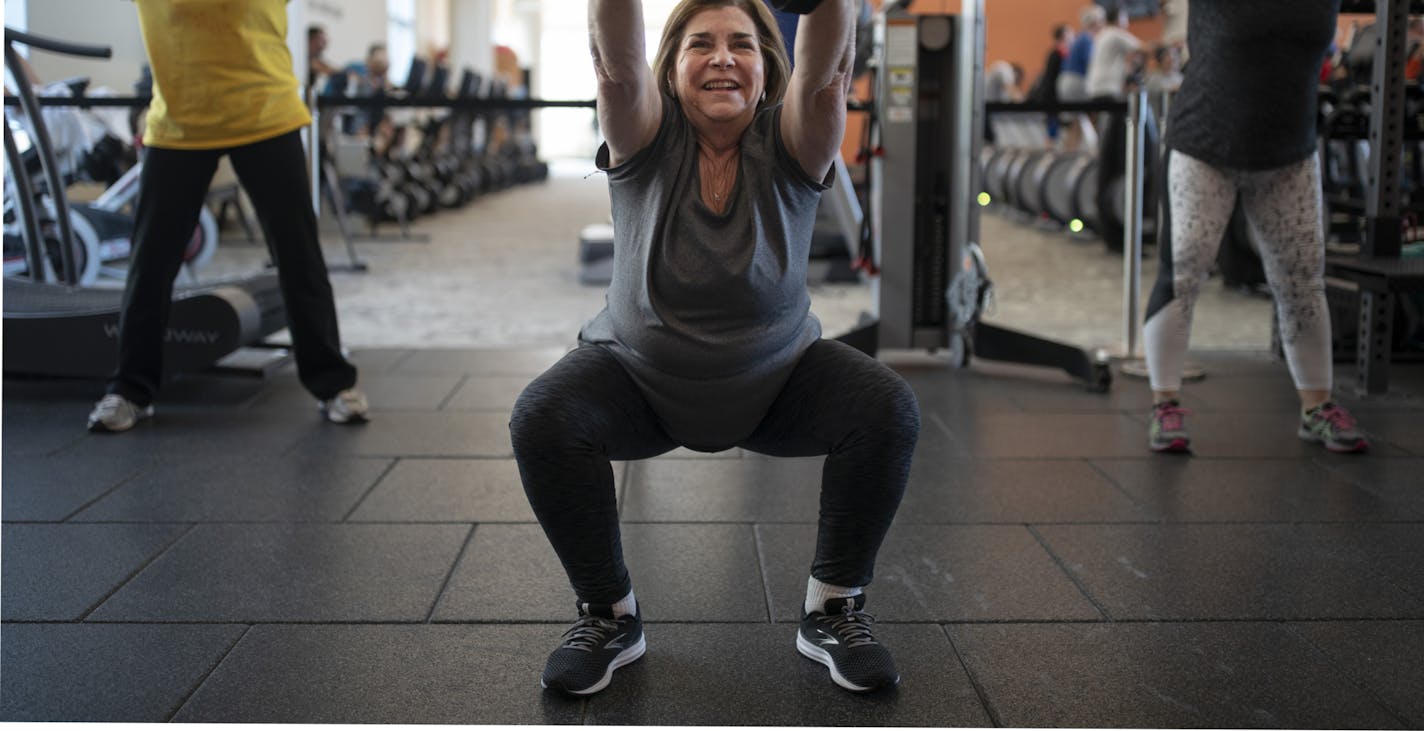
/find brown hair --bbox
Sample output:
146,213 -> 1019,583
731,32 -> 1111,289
652,0 -> 791,111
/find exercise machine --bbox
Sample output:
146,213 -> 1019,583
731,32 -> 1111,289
3,26 -> 290,379
836,0 -> 1111,391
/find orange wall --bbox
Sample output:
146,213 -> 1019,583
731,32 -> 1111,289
841,1 -> 1168,161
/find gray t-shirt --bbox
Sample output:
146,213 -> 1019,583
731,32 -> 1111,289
579,96 -> 829,451
1166,0 -> 1340,170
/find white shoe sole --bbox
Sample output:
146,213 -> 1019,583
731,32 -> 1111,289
1298,427 -> 1367,453
797,631 -> 896,692
541,634 -> 646,696
325,410 -> 369,424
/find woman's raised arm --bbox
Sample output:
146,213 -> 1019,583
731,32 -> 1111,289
589,0 -> 662,166
779,0 -> 855,181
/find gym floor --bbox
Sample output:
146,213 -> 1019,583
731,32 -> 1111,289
3,162 -> 1422,726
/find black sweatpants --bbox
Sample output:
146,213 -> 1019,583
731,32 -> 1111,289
107,129 -> 356,405
509,338 -> 921,604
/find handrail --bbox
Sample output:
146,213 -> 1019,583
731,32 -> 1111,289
3,27 -> 111,59
3,26 -> 113,284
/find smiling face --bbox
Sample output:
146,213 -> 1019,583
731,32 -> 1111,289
671,6 -> 766,132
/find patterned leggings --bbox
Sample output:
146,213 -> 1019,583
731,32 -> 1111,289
1144,149 -> 1332,393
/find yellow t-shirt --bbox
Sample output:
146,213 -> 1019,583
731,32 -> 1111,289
136,0 -> 311,149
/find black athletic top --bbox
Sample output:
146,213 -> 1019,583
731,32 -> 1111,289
1166,0 -> 1341,170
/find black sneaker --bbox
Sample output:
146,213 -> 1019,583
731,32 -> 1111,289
540,602 -> 646,695
797,595 -> 899,692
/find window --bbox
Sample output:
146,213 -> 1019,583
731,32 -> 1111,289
387,0 -> 417,88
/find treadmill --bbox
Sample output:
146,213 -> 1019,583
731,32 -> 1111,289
2,26 -> 288,379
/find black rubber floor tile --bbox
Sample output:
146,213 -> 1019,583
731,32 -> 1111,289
1334,389 -> 1424,415
88,523 -> 469,622
392,347 -> 569,376
903,374 -> 1027,420
346,374 -> 466,411
442,375 -> 533,411
620,523 -> 767,621
621,457 -> 823,522
1359,411 -> 1424,455
430,523 -> 573,622
899,458 -> 1153,523
0,622 -> 245,722
1091,458 -> 1417,521
348,458 -> 536,522
757,524 -> 1101,622
1319,524 -> 1424,600
1290,620 -> 1424,726
2,405 -> 88,457
585,623 -> 991,727
1033,524 -> 1424,620
290,410 -> 514,457
947,621 -> 1405,729
155,373 -> 271,410
434,522 -> 766,622
347,348 -> 416,375
913,413 -> 977,462
1,454 -> 152,521
1314,457 -> 1424,516
959,356 -> 1103,393
51,410 -> 321,461
71,454 -> 392,522
244,373 -> 463,413
1176,373 -> 1305,413
1,523 -> 189,620
1006,375 -> 1155,413
170,624 -> 581,724
943,413 -> 1147,459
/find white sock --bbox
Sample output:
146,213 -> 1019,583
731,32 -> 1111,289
611,589 -> 637,619
804,576 -> 862,615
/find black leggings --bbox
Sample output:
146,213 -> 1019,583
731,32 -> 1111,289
107,130 -> 356,405
509,339 -> 920,604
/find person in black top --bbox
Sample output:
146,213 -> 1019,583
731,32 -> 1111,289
1142,0 -> 1368,455
1027,23 -> 1074,144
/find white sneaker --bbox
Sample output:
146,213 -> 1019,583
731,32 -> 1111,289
321,388 -> 369,424
87,394 -> 154,433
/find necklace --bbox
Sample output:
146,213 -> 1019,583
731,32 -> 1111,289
701,151 -> 738,207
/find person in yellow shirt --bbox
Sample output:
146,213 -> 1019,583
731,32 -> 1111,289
87,0 -> 368,432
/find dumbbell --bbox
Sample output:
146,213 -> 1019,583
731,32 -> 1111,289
770,0 -> 824,13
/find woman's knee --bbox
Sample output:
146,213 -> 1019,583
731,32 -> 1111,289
854,371 -> 921,444
509,381 -> 581,457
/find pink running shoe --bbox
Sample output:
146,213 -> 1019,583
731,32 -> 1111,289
1148,400 -> 1191,453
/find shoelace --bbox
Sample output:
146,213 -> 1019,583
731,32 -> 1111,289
1313,403 -> 1357,432
1154,402 -> 1191,432
820,604 -> 881,649
559,615 -> 621,652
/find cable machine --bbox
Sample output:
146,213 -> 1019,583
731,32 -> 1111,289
840,0 -> 1112,391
